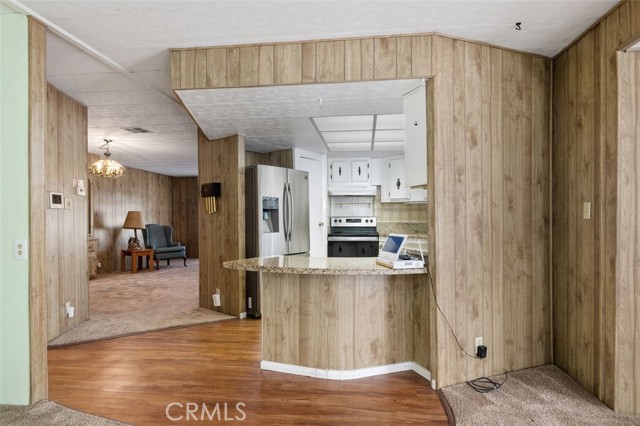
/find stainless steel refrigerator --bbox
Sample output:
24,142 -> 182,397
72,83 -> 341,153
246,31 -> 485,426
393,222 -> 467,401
245,165 -> 310,317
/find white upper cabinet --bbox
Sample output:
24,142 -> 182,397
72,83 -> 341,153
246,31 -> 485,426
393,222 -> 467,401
382,157 -> 409,202
350,159 -> 370,183
403,84 -> 427,187
328,159 -> 350,185
328,158 -> 371,186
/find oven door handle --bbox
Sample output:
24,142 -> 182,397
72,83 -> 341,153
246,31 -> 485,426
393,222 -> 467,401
328,236 -> 379,242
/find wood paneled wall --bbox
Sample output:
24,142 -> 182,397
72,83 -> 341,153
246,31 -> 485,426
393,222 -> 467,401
552,0 -> 640,413
245,149 -> 293,168
262,273 -> 413,370
45,85 -> 89,342
198,132 -> 246,316
88,154 -> 173,272
171,35 -> 434,89
28,17 -> 48,403
172,33 -> 552,388
616,51 -> 640,414
171,177 -> 200,259
431,37 -> 551,387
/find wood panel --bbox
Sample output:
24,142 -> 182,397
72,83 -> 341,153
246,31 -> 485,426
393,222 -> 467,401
616,51 -> 640,415
89,157 -> 173,273
170,35 -> 435,91
301,42 -> 316,83
198,133 -> 245,316
28,17 -> 48,404
374,37 -> 397,80
274,43 -> 302,85
171,177 -> 199,258
206,48 -> 226,88
245,149 -> 294,168
262,273 -> 413,370
45,85 -> 89,342
551,1 -> 640,413
431,35 -> 551,388
317,40 -> 344,83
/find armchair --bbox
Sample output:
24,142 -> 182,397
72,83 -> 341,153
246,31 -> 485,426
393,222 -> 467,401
141,224 -> 187,269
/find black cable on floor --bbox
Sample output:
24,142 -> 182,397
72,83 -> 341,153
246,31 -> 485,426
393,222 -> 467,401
467,371 -> 509,393
426,265 -> 507,394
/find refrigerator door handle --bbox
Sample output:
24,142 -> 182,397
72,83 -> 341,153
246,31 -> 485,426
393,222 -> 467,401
283,184 -> 289,242
287,182 -> 294,242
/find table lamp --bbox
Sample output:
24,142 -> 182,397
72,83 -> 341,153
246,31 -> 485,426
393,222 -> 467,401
123,211 -> 145,250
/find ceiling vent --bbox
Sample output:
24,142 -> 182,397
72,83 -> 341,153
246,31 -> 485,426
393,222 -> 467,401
122,127 -> 151,134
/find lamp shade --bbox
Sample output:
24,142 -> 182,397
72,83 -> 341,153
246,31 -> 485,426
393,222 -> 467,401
123,211 -> 145,229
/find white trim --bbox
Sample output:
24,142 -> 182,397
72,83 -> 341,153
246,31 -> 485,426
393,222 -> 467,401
261,360 -> 432,381
411,362 -> 432,381
239,312 -> 247,319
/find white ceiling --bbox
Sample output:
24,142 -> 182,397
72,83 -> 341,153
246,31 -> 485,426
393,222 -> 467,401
5,0 -> 619,176
177,79 -> 420,156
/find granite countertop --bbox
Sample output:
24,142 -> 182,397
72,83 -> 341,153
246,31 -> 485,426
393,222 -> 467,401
223,255 -> 426,275
377,222 -> 427,239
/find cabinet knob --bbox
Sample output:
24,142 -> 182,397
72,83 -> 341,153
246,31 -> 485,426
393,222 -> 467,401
358,166 -> 362,175
396,178 -> 401,189
338,166 -> 342,176
318,222 -> 324,227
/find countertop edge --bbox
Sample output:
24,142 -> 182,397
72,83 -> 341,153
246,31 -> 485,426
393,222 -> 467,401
223,259 -> 427,276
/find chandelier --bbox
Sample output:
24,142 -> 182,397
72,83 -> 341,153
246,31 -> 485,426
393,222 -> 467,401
89,139 -> 125,178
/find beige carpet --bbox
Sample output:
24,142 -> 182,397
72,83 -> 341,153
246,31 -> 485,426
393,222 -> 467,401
0,401 -> 129,426
48,259 -> 234,347
441,364 -> 640,425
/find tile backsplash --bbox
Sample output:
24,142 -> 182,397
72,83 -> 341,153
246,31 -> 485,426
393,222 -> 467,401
373,188 -> 427,223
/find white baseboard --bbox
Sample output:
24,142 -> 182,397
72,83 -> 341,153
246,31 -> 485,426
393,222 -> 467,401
411,362 -> 432,381
261,360 -> 432,382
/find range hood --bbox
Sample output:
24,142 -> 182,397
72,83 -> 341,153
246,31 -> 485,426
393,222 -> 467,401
328,187 -> 377,196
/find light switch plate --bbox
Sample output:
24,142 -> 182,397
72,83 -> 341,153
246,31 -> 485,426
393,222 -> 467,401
65,198 -> 73,209
583,202 -> 591,220
14,239 -> 27,260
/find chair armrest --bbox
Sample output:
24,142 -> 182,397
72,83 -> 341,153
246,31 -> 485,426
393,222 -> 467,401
146,244 -> 156,250
168,242 -> 182,247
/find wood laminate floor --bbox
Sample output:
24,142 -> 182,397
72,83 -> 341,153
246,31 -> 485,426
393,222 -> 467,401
48,319 -> 448,426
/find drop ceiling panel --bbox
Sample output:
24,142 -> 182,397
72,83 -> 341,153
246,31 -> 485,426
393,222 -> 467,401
327,143 -> 372,152
374,142 -> 405,151
311,115 -> 374,131
322,131 -> 372,143
376,114 -> 405,130
374,130 -> 404,142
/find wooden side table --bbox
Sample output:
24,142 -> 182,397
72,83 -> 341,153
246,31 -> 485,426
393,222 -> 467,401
121,249 -> 155,273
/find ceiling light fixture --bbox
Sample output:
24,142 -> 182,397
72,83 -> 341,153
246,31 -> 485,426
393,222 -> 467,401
89,139 -> 125,178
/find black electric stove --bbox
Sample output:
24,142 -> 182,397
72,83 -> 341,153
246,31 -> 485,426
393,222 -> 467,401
327,216 -> 379,258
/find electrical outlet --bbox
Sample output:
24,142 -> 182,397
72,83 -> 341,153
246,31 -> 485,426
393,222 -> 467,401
14,239 -> 27,260
583,202 -> 592,220
475,336 -> 483,349
97,260 -> 102,268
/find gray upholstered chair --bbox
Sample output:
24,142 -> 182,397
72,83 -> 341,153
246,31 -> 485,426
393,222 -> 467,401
141,224 -> 187,269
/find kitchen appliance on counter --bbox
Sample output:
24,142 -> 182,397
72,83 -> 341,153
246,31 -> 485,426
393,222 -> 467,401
245,165 -> 310,317
327,216 -> 379,258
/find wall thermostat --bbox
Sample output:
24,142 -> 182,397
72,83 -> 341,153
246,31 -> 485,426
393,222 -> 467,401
48,192 -> 63,209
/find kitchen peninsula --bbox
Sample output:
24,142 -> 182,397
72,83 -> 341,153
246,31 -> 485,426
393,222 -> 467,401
224,256 -> 432,381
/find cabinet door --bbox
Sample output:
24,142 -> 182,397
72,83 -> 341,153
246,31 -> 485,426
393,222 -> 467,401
404,85 -> 427,187
328,160 -> 349,185
350,159 -> 370,183
387,158 -> 409,201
